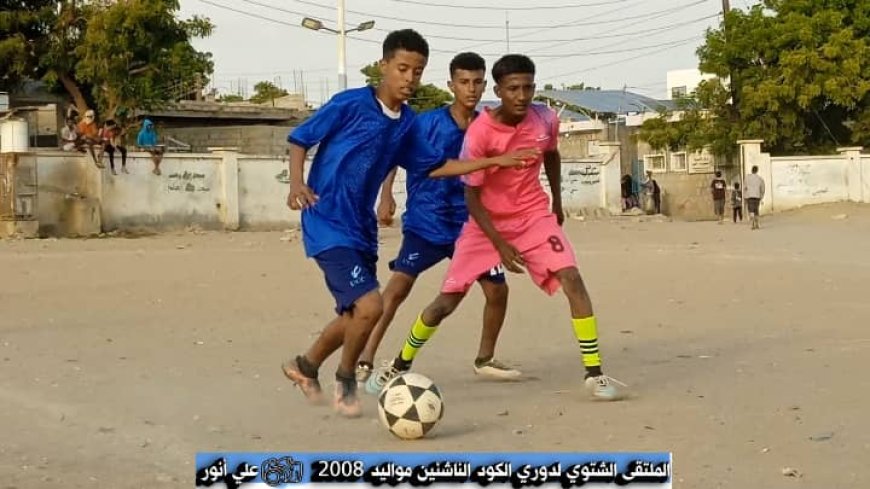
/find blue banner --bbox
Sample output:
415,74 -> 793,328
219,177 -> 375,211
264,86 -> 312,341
195,452 -> 672,488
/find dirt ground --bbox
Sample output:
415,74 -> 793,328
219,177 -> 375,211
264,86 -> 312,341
2,203 -> 869,489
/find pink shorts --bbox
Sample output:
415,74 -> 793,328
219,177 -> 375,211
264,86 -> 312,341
442,214 -> 577,295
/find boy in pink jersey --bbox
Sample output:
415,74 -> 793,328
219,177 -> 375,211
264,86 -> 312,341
368,55 -> 626,401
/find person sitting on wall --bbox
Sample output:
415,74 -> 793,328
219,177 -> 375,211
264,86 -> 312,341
60,118 -> 80,152
101,120 -> 128,175
136,118 -> 164,176
77,110 -> 105,169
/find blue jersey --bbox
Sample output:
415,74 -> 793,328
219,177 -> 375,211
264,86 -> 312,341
288,86 -> 444,258
400,106 -> 470,245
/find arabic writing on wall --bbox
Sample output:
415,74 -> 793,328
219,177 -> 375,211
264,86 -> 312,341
167,171 -> 210,193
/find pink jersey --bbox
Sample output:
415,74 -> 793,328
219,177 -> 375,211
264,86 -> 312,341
460,104 -> 560,225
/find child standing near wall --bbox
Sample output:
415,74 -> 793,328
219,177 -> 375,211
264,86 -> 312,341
731,182 -> 743,223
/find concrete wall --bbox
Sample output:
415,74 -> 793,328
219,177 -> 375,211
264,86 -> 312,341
159,125 -> 297,156
863,157 -> 870,203
769,156 -> 848,210
101,153 -> 225,231
22,143 -> 623,237
386,143 -> 622,219
24,152 -> 102,237
739,141 -> 869,213
237,155 -> 301,229
632,138 -> 736,219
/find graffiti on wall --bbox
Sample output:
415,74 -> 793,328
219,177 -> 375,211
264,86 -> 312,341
776,163 -> 830,196
536,163 -> 604,207
168,171 -> 210,192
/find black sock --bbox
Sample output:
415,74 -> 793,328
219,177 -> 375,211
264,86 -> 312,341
357,360 -> 373,370
474,356 -> 492,367
295,355 -> 318,379
585,366 -> 603,379
335,371 -> 357,398
394,356 -> 412,371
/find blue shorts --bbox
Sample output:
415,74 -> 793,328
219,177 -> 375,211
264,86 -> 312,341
390,231 -> 505,284
313,247 -> 380,315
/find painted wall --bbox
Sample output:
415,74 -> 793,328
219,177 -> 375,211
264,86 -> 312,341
770,157 -> 848,210
24,143 -> 623,237
237,155 -> 301,229
101,153 -> 224,231
863,157 -> 870,203
25,152 -> 101,237
739,142 -> 869,213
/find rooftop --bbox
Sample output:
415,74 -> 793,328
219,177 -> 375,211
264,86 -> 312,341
537,90 -> 675,116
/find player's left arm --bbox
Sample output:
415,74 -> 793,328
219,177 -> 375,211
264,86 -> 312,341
544,149 -> 564,226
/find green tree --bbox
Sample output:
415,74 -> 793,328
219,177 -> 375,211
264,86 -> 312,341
359,60 -> 453,112
218,93 -> 245,103
250,81 -> 289,104
0,0 -> 57,91
360,61 -> 382,87
1,0 -> 213,124
543,83 -> 554,90
75,0 -> 214,122
408,83 -> 453,112
643,1 -> 870,156
639,79 -> 740,159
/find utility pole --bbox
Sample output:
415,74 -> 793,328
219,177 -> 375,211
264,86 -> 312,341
337,0 -> 347,91
505,11 -> 510,52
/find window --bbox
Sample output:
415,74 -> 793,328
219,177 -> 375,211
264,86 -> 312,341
671,86 -> 688,99
670,152 -> 688,172
644,154 -> 666,173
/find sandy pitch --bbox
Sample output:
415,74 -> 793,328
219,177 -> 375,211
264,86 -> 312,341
1,203 -> 869,488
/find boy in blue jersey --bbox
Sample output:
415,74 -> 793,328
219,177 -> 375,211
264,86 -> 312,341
282,30 -> 536,418
357,52 -> 520,389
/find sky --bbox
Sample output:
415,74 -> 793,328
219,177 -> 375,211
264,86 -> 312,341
178,0 -> 759,105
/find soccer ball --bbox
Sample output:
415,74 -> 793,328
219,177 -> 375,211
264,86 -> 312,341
377,372 -> 444,440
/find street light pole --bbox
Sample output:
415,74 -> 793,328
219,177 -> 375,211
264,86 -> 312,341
337,0 -> 347,92
301,6 -> 374,95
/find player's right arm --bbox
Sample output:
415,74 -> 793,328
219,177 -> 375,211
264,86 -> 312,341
465,186 -> 525,273
285,94 -> 350,210
377,168 -> 398,225
287,144 -> 318,210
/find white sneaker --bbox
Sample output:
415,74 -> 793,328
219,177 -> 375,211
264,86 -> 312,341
355,362 -> 373,383
364,359 -> 408,395
473,358 -> 522,380
584,375 -> 628,401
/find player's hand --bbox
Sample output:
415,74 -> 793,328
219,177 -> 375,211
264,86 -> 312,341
378,195 -> 397,226
493,148 -> 541,168
287,183 -> 318,210
553,202 -> 565,226
496,241 -> 526,274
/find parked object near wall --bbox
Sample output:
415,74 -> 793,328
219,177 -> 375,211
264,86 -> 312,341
0,121 -> 39,238
0,119 -> 29,153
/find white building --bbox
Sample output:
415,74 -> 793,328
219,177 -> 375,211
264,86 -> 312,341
666,69 -> 715,100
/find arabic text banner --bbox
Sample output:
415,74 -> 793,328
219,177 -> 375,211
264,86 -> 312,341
195,451 -> 673,488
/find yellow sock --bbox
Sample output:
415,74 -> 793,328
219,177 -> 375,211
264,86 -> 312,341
400,314 -> 438,363
572,316 -> 602,368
